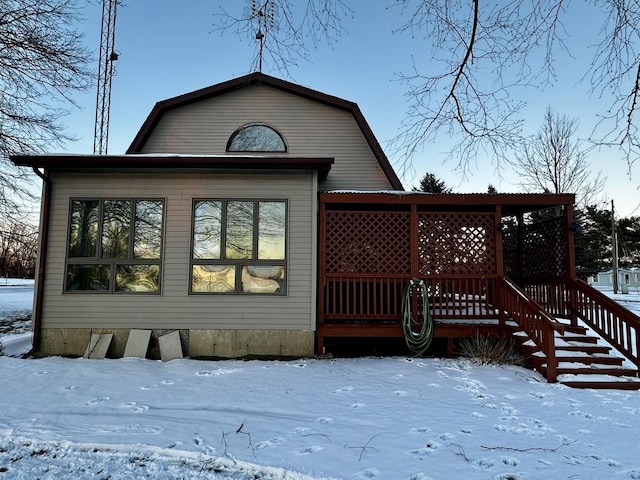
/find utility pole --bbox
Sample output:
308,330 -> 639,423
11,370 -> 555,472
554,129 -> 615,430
93,0 -> 119,155
612,200 -> 619,294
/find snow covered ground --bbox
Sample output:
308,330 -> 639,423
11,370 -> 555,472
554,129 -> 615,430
1,282 -> 640,479
0,278 -> 33,337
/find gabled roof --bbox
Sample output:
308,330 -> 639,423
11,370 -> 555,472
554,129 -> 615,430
126,72 -> 403,190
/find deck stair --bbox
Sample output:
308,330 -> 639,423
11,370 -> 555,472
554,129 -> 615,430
514,320 -> 640,390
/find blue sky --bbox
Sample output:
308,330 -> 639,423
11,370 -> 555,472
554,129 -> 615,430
60,0 -> 639,217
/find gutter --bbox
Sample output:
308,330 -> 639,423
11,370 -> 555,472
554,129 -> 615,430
22,167 -> 51,358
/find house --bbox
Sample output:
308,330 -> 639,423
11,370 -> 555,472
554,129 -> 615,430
11,73 -> 640,388
589,267 -> 640,291
11,72 -> 402,359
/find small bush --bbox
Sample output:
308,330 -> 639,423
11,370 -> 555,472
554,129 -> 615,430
457,335 -> 523,366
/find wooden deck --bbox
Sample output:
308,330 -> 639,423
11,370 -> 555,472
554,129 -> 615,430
317,191 -> 640,388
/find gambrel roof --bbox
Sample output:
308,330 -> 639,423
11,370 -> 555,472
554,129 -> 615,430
126,72 -> 403,190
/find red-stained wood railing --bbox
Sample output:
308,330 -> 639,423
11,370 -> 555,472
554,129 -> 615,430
567,279 -> 640,374
316,275 -> 505,353
500,277 -> 565,382
523,280 -> 640,375
521,282 -> 572,319
321,275 -> 499,323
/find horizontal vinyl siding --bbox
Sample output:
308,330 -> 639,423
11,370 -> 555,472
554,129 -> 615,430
142,85 -> 394,191
43,172 -> 315,331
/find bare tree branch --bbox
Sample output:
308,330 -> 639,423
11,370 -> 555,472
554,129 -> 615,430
212,0 -> 353,77
213,1 -> 640,181
389,0 -> 571,178
0,0 -> 91,218
511,107 -> 605,208
587,0 -> 640,170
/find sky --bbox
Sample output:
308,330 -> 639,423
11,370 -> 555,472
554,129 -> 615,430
3,281 -> 640,479
56,0 -> 640,218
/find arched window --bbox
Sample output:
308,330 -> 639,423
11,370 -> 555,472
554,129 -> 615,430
226,124 -> 286,152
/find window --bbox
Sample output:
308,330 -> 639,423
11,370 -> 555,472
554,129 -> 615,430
226,124 -> 286,152
191,199 -> 286,294
66,199 -> 164,293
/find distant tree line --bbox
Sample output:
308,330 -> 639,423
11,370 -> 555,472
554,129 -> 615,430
574,206 -> 640,276
0,220 -> 37,279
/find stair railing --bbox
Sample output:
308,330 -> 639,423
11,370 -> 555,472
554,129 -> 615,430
500,277 -> 565,382
566,279 -> 640,375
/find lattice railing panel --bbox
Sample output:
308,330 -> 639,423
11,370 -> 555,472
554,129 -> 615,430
417,212 -> 496,275
503,217 -> 567,282
324,211 -> 412,274
503,229 -> 518,277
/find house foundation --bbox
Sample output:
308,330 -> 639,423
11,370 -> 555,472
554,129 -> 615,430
34,328 -> 314,359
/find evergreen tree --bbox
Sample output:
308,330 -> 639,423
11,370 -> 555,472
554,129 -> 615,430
413,172 -> 451,193
573,205 -> 613,275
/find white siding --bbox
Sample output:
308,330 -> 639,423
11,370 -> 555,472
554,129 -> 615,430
141,85 -> 394,191
43,172 -> 315,331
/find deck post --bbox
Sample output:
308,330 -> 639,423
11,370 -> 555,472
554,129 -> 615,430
495,205 -> 505,326
317,199 -> 327,354
544,324 -> 558,382
410,203 -> 418,278
564,202 -> 579,326
516,212 -> 525,283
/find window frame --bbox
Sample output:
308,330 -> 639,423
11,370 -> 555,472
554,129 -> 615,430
64,197 -> 165,295
226,123 -> 287,153
189,198 -> 288,295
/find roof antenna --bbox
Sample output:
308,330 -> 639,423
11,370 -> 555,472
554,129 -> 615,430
250,0 -> 275,73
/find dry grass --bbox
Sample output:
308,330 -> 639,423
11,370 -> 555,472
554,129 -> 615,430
457,335 -> 523,366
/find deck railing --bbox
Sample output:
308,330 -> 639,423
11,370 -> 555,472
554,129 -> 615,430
321,275 -> 500,323
500,277 -> 564,382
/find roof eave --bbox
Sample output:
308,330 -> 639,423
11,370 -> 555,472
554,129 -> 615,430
10,154 -> 334,180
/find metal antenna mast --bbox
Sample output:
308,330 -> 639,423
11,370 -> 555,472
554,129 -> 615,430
93,0 -> 119,155
250,0 -> 275,72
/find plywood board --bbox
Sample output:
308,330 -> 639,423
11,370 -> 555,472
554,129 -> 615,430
123,329 -> 151,358
159,331 -> 183,361
83,333 -> 113,359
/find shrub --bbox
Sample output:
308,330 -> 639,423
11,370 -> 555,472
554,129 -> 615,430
457,335 -> 523,366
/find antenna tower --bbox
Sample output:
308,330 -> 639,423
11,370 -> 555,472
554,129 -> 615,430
93,0 -> 119,155
250,0 -> 275,72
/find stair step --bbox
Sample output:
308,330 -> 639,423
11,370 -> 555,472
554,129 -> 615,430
556,334 -> 599,344
511,315 -> 638,389
515,329 -> 600,345
537,364 -> 638,376
558,325 -> 589,335
560,381 -> 640,390
556,344 -> 611,354
557,353 -> 622,365
558,374 -> 640,390
520,346 -> 621,365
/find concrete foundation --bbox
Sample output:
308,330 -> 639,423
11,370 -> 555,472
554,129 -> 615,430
188,329 -> 314,358
35,328 -> 314,359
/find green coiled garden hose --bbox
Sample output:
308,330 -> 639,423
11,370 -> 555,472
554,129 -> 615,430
401,278 -> 434,355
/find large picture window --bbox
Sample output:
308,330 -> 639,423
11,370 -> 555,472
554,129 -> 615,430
66,199 -> 164,293
191,199 -> 287,294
